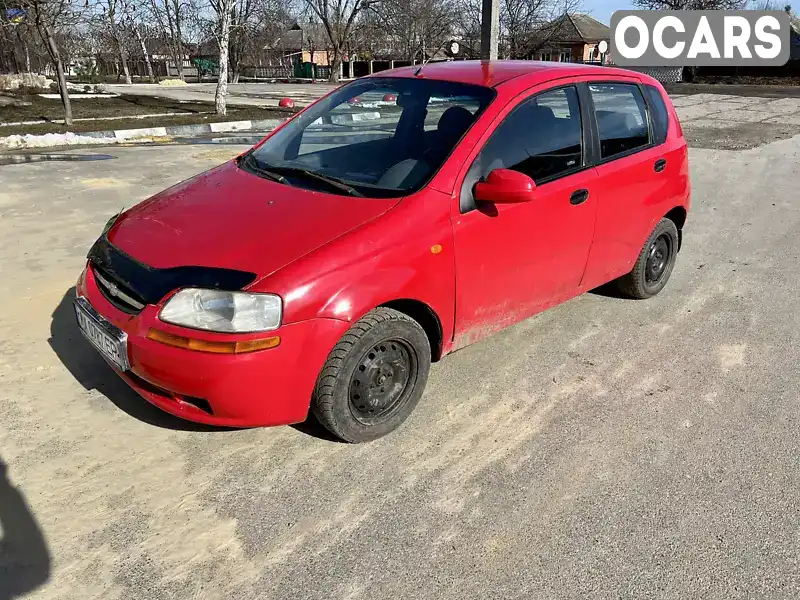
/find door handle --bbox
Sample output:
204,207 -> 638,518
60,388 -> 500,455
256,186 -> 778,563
570,189 -> 589,205
654,158 -> 667,173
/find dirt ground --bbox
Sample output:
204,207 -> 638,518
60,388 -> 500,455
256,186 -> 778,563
1,91 -> 800,599
694,75 -> 800,86
0,92 -> 294,136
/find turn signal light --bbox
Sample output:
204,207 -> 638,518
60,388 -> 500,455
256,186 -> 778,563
146,328 -> 280,354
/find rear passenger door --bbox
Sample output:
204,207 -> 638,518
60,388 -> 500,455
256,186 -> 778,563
581,80 -> 672,288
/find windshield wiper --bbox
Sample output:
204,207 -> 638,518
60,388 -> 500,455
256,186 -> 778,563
239,153 -> 288,185
265,165 -> 364,197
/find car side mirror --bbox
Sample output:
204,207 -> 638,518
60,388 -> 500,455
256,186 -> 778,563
474,169 -> 535,204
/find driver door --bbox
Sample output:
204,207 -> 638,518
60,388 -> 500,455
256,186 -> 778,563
451,84 -> 598,347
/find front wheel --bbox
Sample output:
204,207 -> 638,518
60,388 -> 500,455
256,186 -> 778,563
616,218 -> 680,299
311,307 -> 431,443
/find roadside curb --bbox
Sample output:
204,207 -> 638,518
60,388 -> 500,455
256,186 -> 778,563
0,118 -> 287,150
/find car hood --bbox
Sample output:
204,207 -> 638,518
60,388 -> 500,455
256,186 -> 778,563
108,160 -> 398,277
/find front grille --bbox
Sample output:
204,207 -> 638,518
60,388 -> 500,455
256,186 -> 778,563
93,266 -> 146,314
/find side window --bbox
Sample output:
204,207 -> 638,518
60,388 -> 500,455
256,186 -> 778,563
297,87 -> 402,156
589,83 -> 650,159
460,86 -> 583,213
644,84 -> 669,145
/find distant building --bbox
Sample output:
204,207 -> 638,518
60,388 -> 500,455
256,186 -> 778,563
271,23 -> 333,67
533,13 -> 610,63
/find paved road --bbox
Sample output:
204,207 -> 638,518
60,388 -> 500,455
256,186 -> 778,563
1,96 -> 800,599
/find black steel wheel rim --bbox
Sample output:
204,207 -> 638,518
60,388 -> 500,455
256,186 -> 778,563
645,234 -> 672,285
349,339 -> 417,425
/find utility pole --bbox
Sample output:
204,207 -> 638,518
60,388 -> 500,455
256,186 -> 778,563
480,0 -> 499,60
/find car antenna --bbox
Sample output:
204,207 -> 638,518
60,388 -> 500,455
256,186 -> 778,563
415,39 -> 460,77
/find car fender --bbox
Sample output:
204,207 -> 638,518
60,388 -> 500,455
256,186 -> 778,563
252,191 -> 457,353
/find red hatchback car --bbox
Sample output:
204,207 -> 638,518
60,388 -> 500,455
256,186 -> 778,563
75,61 -> 690,442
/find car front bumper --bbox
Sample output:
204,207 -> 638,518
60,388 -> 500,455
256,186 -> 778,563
78,266 -> 349,427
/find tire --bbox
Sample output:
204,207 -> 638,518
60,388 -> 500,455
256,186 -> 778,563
616,218 -> 680,299
311,307 -> 431,443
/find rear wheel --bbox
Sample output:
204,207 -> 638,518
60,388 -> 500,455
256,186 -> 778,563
311,307 -> 431,443
616,218 -> 680,299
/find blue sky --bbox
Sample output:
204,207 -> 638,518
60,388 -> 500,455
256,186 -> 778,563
584,0 -> 636,26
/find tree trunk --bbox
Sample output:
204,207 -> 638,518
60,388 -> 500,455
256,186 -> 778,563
166,0 -> 184,80
113,29 -> 132,84
42,22 -> 72,126
174,1 -> 184,80
23,38 -> 31,72
328,47 -> 342,84
132,23 -> 155,83
215,0 -> 233,116
229,39 -> 240,83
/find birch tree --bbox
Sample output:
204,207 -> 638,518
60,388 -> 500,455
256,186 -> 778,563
209,0 -> 234,114
123,1 -> 156,82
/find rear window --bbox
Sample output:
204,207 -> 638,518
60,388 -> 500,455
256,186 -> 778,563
589,83 -> 650,160
644,84 -> 669,145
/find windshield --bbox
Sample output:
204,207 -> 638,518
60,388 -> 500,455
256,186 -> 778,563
245,77 -> 495,198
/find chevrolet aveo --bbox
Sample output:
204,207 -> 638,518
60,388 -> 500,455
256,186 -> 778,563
75,61 -> 690,443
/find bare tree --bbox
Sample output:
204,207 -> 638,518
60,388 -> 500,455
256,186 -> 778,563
503,0 -> 545,58
123,0 -> 156,82
453,0 -> 482,56
304,0 -> 380,83
95,0 -> 132,83
636,0 -> 746,81
634,0 -> 746,9
228,0 -> 292,82
370,0 -> 455,61
454,0 -> 582,59
749,0 -> 794,10
148,0 -> 190,79
228,0 -> 257,82
19,0 -> 79,124
0,9 -> 43,73
511,0 -> 583,58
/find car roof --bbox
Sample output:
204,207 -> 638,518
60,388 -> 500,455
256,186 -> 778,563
375,60 -> 642,88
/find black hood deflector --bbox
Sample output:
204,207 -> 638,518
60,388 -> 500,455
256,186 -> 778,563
87,236 -> 258,306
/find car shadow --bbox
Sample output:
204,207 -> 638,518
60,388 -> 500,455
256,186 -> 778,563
0,456 -> 51,600
49,287 -> 226,432
588,282 -> 628,299
290,415 -> 346,443
49,288 -> 333,440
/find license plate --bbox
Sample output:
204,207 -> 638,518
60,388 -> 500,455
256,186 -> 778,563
74,296 -> 130,371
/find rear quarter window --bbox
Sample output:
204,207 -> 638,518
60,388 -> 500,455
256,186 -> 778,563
644,84 -> 669,145
589,83 -> 650,160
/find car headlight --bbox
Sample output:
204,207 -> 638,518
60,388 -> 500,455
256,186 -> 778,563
160,289 -> 282,333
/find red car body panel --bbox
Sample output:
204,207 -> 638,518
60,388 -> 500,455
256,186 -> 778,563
109,161 -> 399,274
78,62 -> 690,427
